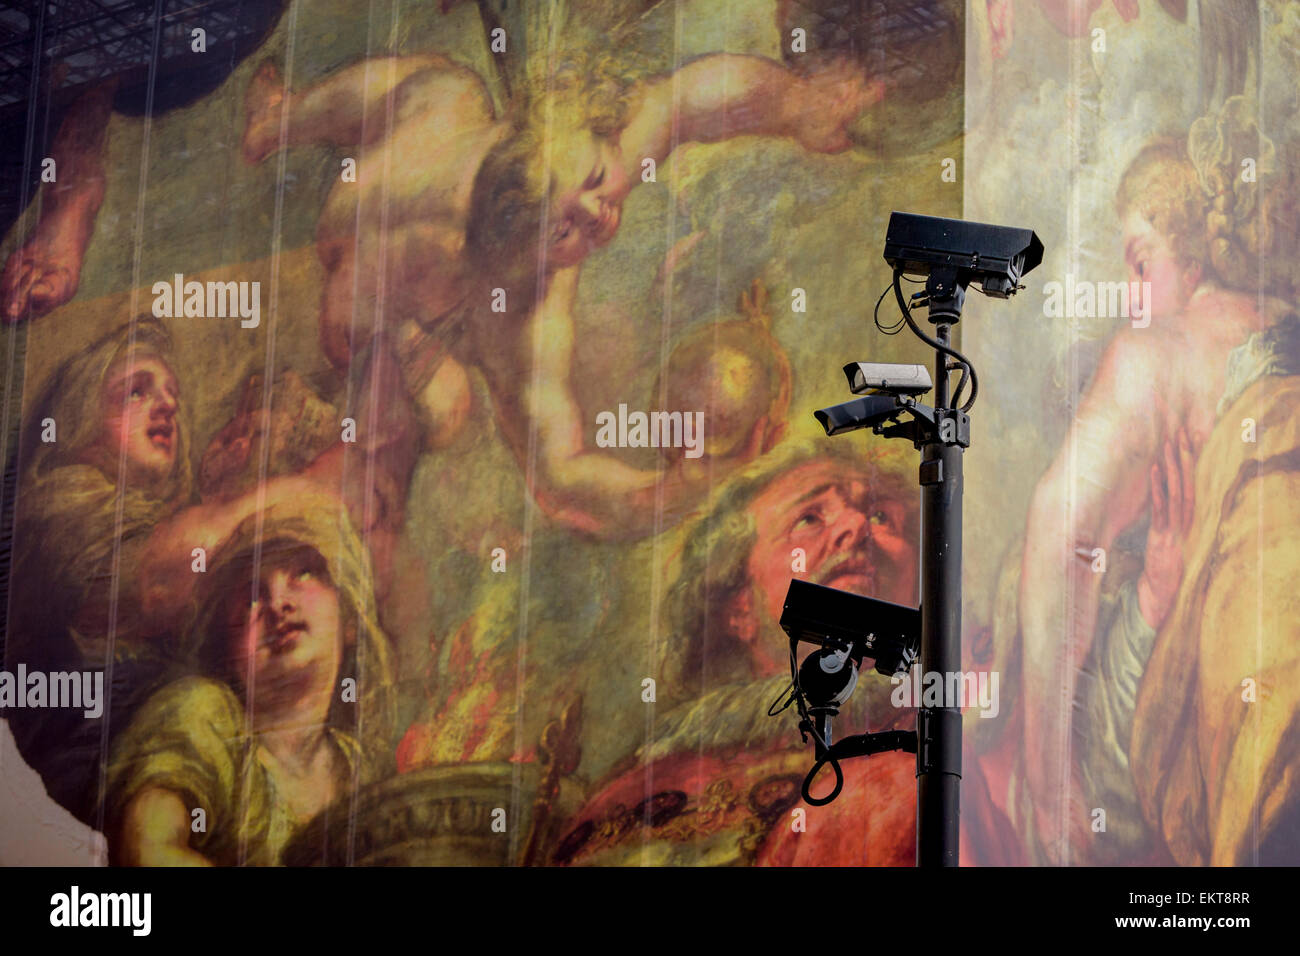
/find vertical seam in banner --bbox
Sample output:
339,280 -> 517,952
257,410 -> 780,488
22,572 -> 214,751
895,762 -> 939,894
639,0 -> 691,868
639,0 -> 687,868
345,0 -> 406,869
1058,16 -> 1083,867
690,0 -> 731,848
238,0 -> 301,867
0,0 -> 47,689
1249,87 -> 1263,866
507,0 -> 565,867
327,0 -> 383,868
93,0 -> 167,842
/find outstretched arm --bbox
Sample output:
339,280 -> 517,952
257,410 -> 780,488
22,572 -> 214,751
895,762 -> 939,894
475,267 -> 768,539
116,787 -> 214,866
618,53 -> 879,175
1018,332 -> 1163,863
140,338 -> 419,628
241,53 -> 494,163
137,474 -> 340,633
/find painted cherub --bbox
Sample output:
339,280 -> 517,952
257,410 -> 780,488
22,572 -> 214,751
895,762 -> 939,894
240,43 -> 878,537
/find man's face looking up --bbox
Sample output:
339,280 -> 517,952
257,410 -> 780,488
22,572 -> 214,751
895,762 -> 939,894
730,458 -> 918,676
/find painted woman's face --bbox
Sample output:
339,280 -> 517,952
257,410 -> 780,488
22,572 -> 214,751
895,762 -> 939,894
1122,209 -> 1201,321
98,354 -> 180,482
226,545 -> 344,725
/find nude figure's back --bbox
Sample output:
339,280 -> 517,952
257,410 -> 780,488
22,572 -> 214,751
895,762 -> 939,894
315,63 -> 509,332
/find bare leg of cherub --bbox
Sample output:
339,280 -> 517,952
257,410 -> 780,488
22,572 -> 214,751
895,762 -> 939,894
304,331 -> 421,597
241,54 -> 467,163
2,81 -> 115,322
317,239 -> 372,370
317,213 -> 470,369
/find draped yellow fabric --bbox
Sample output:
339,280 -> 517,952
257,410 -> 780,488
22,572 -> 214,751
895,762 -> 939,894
1132,373 -> 1300,865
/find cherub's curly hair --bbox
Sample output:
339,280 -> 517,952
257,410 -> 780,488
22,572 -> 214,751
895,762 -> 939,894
463,50 -> 645,310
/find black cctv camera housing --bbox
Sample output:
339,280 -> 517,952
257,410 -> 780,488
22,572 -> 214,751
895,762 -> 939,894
883,211 -> 1044,299
780,579 -> 920,678
813,394 -> 906,437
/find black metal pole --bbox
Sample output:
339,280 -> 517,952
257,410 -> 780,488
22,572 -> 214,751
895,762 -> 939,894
916,323 -> 963,867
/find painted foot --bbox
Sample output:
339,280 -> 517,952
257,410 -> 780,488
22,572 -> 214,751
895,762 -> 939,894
2,215 -> 87,322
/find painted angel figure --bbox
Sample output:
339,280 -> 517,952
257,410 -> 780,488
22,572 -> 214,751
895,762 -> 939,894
239,7 -> 880,538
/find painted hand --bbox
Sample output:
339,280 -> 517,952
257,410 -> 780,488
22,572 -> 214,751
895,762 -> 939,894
790,59 -> 883,154
1137,427 -> 1197,630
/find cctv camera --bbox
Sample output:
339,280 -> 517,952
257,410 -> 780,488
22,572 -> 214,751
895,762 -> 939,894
843,362 -> 933,397
883,211 -> 1043,299
780,579 -> 920,678
813,394 -> 906,436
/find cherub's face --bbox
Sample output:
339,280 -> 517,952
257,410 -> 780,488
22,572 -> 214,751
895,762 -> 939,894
98,355 -> 180,482
226,545 -> 344,723
547,129 -> 627,267
1122,209 -> 1201,320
